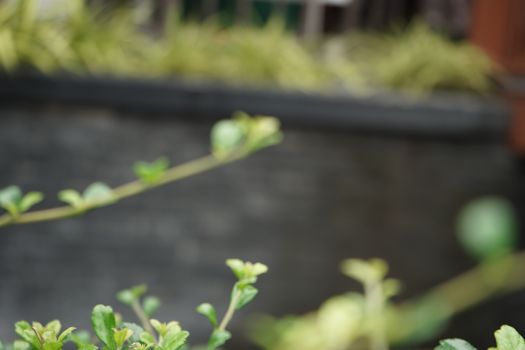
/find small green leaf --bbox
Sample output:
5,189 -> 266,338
211,120 -> 246,159
46,320 -> 62,335
226,259 -> 245,279
113,328 -> 133,349
383,278 -> 402,299
196,303 -> 218,327
116,290 -> 135,306
0,186 -> 22,216
495,325 -> 525,350
91,305 -> 117,350
207,329 -> 231,350
435,339 -> 477,350
235,285 -> 258,310
142,297 -> 161,317
12,341 -> 31,350
58,327 -> 76,342
133,158 -> 169,185
247,116 -> 283,152
14,321 -> 39,349
457,197 -> 518,261
0,186 -> 21,206
162,329 -> 189,350
69,330 -> 94,349
58,190 -> 84,209
19,192 -> 43,212
83,183 -> 114,205
341,258 -> 388,285
120,323 -> 143,344
116,285 -> 147,306
139,332 -> 155,347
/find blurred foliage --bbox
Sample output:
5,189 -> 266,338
1,259 -> 268,350
436,324 -> 525,350
0,113 -> 282,227
0,0 -> 494,94
329,22 -> 496,94
250,196 -> 523,350
457,197 -> 518,261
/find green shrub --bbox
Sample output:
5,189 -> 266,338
338,22 -> 495,94
0,259 -> 268,350
0,1 -> 494,94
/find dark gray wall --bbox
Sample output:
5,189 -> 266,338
0,103 -> 524,348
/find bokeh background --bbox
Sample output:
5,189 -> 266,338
1,0 -> 525,349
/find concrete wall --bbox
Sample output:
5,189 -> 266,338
0,103 -> 523,348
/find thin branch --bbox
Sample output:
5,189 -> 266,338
218,288 -> 241,331
0,152 -> 245,228
131,300 -> 156,338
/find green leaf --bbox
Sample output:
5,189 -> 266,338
211,120 -> 246,159
14,321 -> 39,349
235,285 -> 258,310
113,328 -> 133,349
58,327 -> 76,342
139,332 -> 155,347
0,186 -> 22,216
196,303 -> 218,327
0,186 -> 21,206
457,197 -> 518,261
83,183 -> 114,205
58,190 -> 84,209
247,116 -> 283,152
116,285 -> 147,306
435,339 -> 477,350
19,192 -> 43,212
69,331 -> 96,350
91,305 -> 117,350
207,329 -> 231,350
142,297 -> 161,317
226,259 -> 245,279
120,323 -> 143,344
162,329 -> 189,350
133,158 -> 169,185
46,320 -> 62,335
13,341 -> 31,350
495,325 -> 525,350
341,258 -> 389,285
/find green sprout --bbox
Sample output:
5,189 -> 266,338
4,259 -> 267,350
14,320 -> 75,350
197,259 -> 268,350
0,186 -> 43,218
0,113 -> 282,228
133,158 -> 170,186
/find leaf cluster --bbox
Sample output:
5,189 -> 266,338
197,259 -> 268,350
0,0 -> 494,94
436,325 -> 525,350
2,259 -> 267,350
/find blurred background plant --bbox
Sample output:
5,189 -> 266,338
0,0 -> 495,94
249,197 -> 524,350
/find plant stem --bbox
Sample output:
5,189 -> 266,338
365,280 -> 388,350
0,153 -> 245,229
416,251 -> 525,315
218,287 -> 241,331
131,300 -> 156,338
392,251 -> 525,344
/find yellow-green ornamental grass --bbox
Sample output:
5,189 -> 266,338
0,0 -> 495,94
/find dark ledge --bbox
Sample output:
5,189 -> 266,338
0,73 -> 510,139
